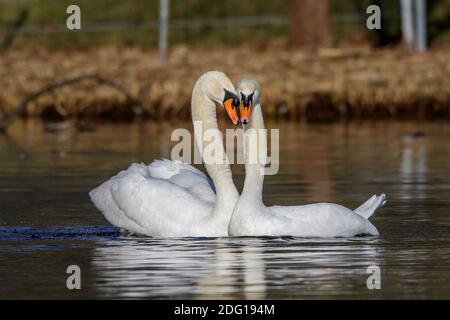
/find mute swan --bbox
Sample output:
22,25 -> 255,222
228,79 -> 386,237
90,71 -> 240,237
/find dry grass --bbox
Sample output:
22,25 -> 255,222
1,43 -> 450,122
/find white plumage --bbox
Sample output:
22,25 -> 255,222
90,71 -> 240,237
228,79 -> 386,238
90,74 -> 386,238
230,194 -> 385,237
90,160 -> 218,237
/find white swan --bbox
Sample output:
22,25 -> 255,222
228,79 -> 386,237
90,71 -> 241,237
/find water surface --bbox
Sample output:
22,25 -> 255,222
0,120 -> 449,299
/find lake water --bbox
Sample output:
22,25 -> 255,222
0,120 -> 449,299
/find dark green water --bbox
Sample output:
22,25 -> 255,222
0,120 -> 449,299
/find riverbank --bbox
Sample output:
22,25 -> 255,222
1,44 -> 449,123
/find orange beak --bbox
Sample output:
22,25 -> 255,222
224,98 -> 240,125
240,100 -> 252,125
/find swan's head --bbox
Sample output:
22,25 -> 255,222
237,78 -> 260,125
223,88 -> 240,125
199,71 -> 241,125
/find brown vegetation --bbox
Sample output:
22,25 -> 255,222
0,43 -> 449,127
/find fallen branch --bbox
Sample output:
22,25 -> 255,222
0,74 -> 150,133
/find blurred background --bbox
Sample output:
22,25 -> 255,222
0,0 -> 449,126
1,0 -> 450,47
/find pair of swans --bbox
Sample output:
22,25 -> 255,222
90,71 -> 385,238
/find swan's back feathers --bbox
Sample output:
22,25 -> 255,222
354,193 -> 386,219
110,165 -> 211,234
148,159 -> 216,203
146,159 -> 217,209
229,200 -> 380,237
89,172 -> 145,234
148,159 -> 206,181
265,202 -> 379,237
89,160 -> 217,236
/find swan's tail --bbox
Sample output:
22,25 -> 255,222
354,193 -> 386,219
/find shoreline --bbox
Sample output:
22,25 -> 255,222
1,44 -> 449,122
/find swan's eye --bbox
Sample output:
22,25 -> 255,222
232,97 -> 240,108
223,89 -> 240,125
239,93 -> 253,125
241,92 -> 254,108
223,89 -> 237,103
241,93 -> 247,108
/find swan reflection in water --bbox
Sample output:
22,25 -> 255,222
400,138 -> 428,201
91,236 -> 383,299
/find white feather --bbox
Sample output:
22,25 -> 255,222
89,71 -> 240,237
229,79 -> 385,238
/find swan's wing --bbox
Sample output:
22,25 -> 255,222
271,194 -> 387,221
267,203 -> 378,237
148,159 -> 216,204
89,163 -> 214,236
269,203 -> 352,220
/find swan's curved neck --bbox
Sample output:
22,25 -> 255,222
191,83 -> 239,218
242,103 -> 266,202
